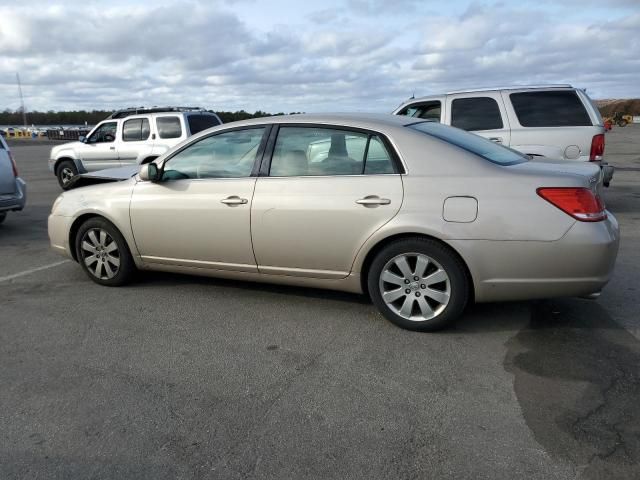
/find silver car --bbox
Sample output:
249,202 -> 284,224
0,136 -> 27,224
48,114 -> 619,331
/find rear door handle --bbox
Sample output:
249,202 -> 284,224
220,196 -> 248,206
356,195 -> 391,207
489,137 -> 503,144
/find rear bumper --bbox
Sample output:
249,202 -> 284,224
0,177 -> 26,212
450,213 -> 620,302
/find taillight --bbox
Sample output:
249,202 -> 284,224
8,151 -> 18,177
589,134 -> 604,161
537,187 -> 606,222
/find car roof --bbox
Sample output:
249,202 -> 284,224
222,113 -> 417,130
398,84 -> 576,106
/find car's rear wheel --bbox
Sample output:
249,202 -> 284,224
75,217 -> 135,286
56,160 -> 78,189
368,238 -> 469,331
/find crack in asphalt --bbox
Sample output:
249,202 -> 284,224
504,299 -> 640,479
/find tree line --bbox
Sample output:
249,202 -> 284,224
0,109 -> 300,126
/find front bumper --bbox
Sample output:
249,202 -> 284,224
48,214 -> 74,258
0,177 -> 27,212
451,213 -> 620,303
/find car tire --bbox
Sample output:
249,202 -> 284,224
56,160 -> 78,189
368,238 -> 469,331
0,212 -> 6,224
75,217 -> 136,286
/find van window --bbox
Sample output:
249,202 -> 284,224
510,91 -> 592,127
451,97 -> 504,131
187,114 -> 221,135
157,116 -> 182,139
122,118 -> 150,142
397,101 -> 441,122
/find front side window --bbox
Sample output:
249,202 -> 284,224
162,127 -> 265,180
122,118 -> 151,142
269,127 -> 395,177
397,101 -> 441,122
510,91 -> 592,127
88,122 -> 118,143
451,97 -> 504,131
157,116 -> 182,139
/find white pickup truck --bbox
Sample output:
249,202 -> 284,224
49,107 -> 222,188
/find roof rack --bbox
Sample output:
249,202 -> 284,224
107,106 -> 208,119
445,84 -> 573,95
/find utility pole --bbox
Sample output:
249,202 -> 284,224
16,73 -> 27,128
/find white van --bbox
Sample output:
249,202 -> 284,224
393,85 -> 613,186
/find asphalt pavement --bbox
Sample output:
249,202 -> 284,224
1,128 -> 639,479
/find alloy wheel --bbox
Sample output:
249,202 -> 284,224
61,167 -> 75,185
378,252 -> 451,321
80,228 -> 120,280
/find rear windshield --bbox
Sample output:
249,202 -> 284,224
187,114 -> 221,135
408,122 -> 528,166
510,91 -> 592,127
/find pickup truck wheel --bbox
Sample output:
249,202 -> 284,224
56,160 -> 78,189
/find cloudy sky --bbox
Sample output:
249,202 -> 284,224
0,0 -> 638,113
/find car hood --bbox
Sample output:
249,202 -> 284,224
50,141 -> 83,155
65,165 -> 139,190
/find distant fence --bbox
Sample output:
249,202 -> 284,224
46,129 -> 90,141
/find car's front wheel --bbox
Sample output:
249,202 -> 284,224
75,217 -> 135,286
56,160 -> 78,189
368,238 -> 469,331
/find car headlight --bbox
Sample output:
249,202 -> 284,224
51,194 -> 65,214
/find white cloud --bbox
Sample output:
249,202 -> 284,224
0,0 -> 638,114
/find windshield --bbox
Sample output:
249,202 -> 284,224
407,122 -> 528,166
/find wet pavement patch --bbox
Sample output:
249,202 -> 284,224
504,299 -> 640,479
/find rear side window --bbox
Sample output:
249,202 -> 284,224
269,127 -> 396,177
122,118 -> 150,142
397,101 -> 441,122
451,97 -> 504,131
510,91 -> 592,127
157,116 -> 182,139
408,122 -> 527,166
187,114 -> 221,135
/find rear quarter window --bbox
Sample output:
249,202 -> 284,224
510,91 -> 592,127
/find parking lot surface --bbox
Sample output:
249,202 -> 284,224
1,129 -> 639,479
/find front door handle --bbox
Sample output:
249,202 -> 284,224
109,146 -> 116,150
220,196 -> 248,206
489,137 -> 503,144
356,195 -> 391,207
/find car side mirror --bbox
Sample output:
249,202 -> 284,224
139,163 -> 160,182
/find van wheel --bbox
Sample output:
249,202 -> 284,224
75,217 -> 136,286
56,160 -> 78,189
368,238 -> 469,331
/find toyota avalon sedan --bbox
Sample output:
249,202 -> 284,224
48,114 -> 619,331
